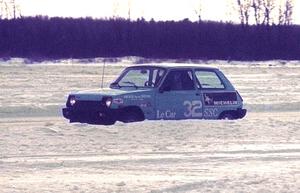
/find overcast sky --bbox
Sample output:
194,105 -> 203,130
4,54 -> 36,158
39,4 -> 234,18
13,0 -> 300,24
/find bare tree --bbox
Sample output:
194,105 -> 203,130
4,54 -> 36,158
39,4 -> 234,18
112,0 -> 119,19
0,0 -> 21,19
4,0 -> 10,18
194,0 -> 202,22
236,0 -> 245,24
0,0 -> 10,18
278,0 -> 294,25
128,0 -> 131,20
262,0 -> 276,25
11,0 -> 15,19
251,0 -> 294,25
278,1 -> 284,25
251,0 -> 264,25
236,0 -> 252,25
283,0 -> 294,25
0,0 -> 3,18
244,0 -> 252,25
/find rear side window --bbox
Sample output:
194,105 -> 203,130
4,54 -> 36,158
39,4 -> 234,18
195,70 -> 225,89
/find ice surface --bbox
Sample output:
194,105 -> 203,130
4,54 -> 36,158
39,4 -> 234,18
0,58 -> 299,192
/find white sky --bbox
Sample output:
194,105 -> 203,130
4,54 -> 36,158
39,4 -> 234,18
13,0 -> 300,24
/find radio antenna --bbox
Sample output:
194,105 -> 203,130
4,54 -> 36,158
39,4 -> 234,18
101,60 -> 106,89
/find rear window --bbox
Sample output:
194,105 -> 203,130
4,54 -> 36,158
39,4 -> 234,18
195,70 -> 225,89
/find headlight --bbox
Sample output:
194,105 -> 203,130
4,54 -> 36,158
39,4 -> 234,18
105,97 -> 112,107
70,97 -> 76,106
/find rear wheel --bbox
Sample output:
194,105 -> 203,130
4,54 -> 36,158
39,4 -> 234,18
219,112 -> 236,120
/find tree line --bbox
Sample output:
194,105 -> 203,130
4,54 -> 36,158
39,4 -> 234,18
0,16 -> 299,60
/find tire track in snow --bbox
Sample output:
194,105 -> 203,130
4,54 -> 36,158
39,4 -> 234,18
1,148 -> 300,168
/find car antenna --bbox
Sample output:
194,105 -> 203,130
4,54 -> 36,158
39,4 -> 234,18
101,59 -> 106,89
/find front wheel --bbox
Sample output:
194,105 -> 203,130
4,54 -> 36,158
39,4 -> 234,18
102,117 -> 116,125
96,112 -> 116,125
119,109 -> 144,123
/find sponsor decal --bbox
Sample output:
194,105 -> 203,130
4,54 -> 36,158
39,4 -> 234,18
204,108 -> 218,118
183,100 -> 203,118
157,110 -> 176,119
204,92 -> 238,106
124,95 -> 151,100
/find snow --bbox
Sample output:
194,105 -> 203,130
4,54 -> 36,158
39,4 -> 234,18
0,58 -> 299,192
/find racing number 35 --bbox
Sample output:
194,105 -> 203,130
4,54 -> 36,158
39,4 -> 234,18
183,100 -> 203,118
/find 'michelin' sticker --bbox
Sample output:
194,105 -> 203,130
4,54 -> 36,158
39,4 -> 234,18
204,92 -> 238,106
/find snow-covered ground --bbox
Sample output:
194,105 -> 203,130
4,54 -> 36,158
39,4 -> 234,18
0,59 -> 299,192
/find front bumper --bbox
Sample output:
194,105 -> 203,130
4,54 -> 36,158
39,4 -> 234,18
62,107 -> 116,125
62,107 -> 73,120
236,108 -> 247,119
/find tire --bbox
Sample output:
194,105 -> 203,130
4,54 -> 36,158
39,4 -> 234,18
219,112 -> 235,120
102,117 -> 116,125
119,109 -> 144,123
95,111 -> 116,125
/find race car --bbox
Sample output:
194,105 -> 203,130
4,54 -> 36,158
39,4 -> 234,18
62,64 -> 246,125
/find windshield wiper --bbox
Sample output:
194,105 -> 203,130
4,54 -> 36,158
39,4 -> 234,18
122,81 -> 138,89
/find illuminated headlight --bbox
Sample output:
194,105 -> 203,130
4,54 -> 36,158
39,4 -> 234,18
105,97 -> 112,107
70,97 -> 76,106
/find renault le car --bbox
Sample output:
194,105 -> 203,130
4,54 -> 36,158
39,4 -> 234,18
62,64 -> 246,125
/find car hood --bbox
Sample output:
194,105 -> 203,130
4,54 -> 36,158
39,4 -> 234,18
71,88 -> 154,101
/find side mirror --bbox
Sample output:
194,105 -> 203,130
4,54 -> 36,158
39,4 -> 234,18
159,85 -> 171,93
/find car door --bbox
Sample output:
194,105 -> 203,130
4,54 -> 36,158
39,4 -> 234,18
194,69 -> 236,119
155,69 -> 203,120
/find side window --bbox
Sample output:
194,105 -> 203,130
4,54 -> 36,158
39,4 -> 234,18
195,70 -> 225,89
161,70 -> 195,91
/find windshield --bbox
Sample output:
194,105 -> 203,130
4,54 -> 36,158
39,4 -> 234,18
112,67 -> 166,88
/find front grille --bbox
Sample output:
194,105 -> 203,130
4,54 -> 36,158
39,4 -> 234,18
66,95 -> 106,110
79,100 -> 102,108
74,100 -> 105,110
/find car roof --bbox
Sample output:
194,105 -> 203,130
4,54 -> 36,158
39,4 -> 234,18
129,63 -> 218,70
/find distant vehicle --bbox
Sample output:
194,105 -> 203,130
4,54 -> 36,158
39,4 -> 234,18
62,64 -> 246,125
